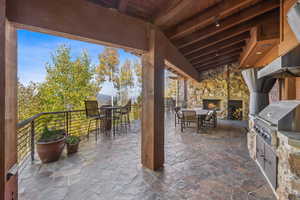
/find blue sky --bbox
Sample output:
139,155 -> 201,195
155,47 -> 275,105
17,29 -> 140,96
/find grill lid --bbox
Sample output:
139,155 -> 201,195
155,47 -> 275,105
258,101 -> 300,126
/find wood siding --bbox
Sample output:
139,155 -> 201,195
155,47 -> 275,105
296,77 -> 300,100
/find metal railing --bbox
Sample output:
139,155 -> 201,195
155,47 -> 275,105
17,105 -> 141,171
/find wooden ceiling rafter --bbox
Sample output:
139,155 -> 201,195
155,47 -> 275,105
153,0 -> 192,25
196,57 -> 239,71
178,9 -> 279,53
195,54 -> 241,69
117,0 -> 129,12
191,48 -> 243,65
165,0 -> 255,40
173,0 -> 279,49
185,32 -> 250,59
189,43 -> 245,63
187,40 -> 247,62
198,59 -> 238,72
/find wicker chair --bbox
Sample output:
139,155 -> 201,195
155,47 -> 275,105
85,100 -> 107,140
202,110 -> 217,128
116,99 -> 131,128
174,106 -> 182,127
181,110 -> 199,132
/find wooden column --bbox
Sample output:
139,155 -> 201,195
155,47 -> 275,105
183,79 -> 188,108
176,79 -> 180,106
282,77 -> 296,100
141,29 -> 165,170
0,1 -> 18,198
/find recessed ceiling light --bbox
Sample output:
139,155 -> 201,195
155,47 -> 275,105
256,52 -> 262,55
214,16 -> 220,28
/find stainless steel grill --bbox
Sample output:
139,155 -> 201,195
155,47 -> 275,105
254,100 -> 300,189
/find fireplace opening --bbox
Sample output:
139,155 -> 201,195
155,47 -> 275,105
228,100 -> 243,120
203,99 -> 221,110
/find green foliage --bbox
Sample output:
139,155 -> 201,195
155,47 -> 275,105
18,81 -> 43,121
165,74 -> 177,98
38,45 -> 99,111
38,127 -> 64,143
96,47 -> 119,85
18,45 -> 142,124
65,135 -> 80,145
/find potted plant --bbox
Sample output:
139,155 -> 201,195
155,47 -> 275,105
36,127 -> 65,163
65,135 -> 80,155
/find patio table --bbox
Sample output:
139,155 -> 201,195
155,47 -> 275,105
180,108 -> 209,130
102,106 -> 122,134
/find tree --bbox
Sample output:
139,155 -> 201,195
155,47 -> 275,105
133,60 -> 142,104
38,45 -> 99,112
118,59 -> 134,104
18,81 -> 42,121
96,47 -> 120,86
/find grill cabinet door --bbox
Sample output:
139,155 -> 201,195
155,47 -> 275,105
256,135 -> 265,169
264,144 -> 277,189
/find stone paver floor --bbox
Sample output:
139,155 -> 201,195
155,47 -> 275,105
19,114 -> 276,200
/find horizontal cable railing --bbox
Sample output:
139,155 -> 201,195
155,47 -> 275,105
17,105 -> 141,171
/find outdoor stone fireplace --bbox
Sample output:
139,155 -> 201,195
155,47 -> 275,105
228,100 -> 243,120
203,99 -> 221,110
187,64 -> 249,120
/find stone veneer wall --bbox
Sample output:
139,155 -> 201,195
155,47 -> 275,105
187,64 -> 250,120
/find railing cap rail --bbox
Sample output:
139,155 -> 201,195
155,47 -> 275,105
17,104 -> 140,129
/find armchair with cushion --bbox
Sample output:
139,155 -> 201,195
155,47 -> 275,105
181,110 -> 199,132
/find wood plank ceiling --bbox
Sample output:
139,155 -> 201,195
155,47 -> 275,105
88,0 -> 280,73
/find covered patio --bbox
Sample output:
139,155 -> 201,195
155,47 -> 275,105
19,116 -> 275,200
1,0 -> 300,199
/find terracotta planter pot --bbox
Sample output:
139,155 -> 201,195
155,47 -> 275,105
37,137 -> 65,163
66,143 -> 79,155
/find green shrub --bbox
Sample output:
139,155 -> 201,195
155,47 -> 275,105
65,135 -> 80,145
38,127 -> 65,143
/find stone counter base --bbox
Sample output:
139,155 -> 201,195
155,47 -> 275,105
248,118 -> 300,200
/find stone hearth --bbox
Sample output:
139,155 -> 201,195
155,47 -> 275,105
187,64 -> 249,120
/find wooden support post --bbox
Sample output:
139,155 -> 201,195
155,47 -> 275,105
282,77 -> 296,100
0,1 -> 18,198
176,79 -> 180,106
183,79 -> 188,108
141,29 -> 165,170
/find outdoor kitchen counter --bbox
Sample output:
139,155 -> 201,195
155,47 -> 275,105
278,131 -> 300,148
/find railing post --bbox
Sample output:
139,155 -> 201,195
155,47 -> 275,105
30,120 -> 35,162
66,112 -> 69,135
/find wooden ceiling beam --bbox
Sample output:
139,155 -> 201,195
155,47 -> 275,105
187,40 -> 246,61
174,0 -> 279,49
179,23 -> 251,54
195,55 -> 241,69
198,59 -> 239,72
185,32 -> 250,59
178,9 -> 278,52
118,0 -> 129,13
196,57 -> 239,71
165,0 -> 255,40
191,48 -> 243,65
154,0 -> 194,26
189,43 -> 245,63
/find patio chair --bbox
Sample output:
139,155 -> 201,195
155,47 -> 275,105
181,110 -> 199,132
174,106 -> 182,127
201,110 -> 217,128
85,100 -> 107,140
116,99 -> 132,129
